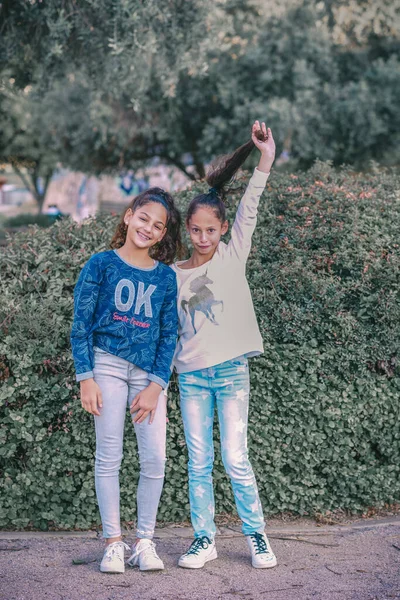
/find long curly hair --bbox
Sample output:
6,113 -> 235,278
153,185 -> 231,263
186,129 -> 266,224
110,187 -> 183,264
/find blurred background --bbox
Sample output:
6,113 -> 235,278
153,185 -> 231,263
0,0 -> 399,232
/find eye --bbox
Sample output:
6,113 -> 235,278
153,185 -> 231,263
208,229 -> 215,233
139,217 -> 147,222
192,228 -> 199,233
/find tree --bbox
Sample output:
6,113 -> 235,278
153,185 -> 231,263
0,0 -> 268,180
193,3 -> 400,168
0,0 -> 219,93
0,0 -> 244,179
0,82 -> 58,212
316,0 -> 400,46
1,1 -> 399,179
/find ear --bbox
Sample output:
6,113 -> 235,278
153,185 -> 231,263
221,220 -> 229,235
124,208 -> 133,225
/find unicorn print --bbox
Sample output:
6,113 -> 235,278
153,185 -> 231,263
181,273 -> 223,334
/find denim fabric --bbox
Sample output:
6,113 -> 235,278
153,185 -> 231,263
93,348 -> 166,538
179,356 -> 265,539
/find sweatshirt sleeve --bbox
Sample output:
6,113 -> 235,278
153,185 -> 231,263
70,255 -> 103,382
227,167 -> 269,263
148,271 -> 178,389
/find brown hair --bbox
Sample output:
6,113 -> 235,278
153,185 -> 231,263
186,139 -> 256,224
110,187 -> 183,264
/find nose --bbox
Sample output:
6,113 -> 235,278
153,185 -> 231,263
200,231 -> 207,242
143,221 -> 152,233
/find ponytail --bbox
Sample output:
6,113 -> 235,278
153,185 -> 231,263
187,138 -> 257,224
110,187 -> 183,264
206,139 -> 255,200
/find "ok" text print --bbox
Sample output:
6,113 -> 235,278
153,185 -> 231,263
114,279 -> 156,318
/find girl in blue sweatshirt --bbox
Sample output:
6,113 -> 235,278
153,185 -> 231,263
71,188 -> 181,573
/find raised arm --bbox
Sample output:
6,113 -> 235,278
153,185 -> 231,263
227,124 -> 275,262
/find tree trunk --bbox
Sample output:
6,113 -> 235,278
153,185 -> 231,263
32,170 -> 52,214
11,162 -> 53,213
159,154 -> 197,181
36,191 -> 46,214
191,152 -> 206,180
11,163 -> 39,209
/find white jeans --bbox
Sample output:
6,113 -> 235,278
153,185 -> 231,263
93,348 -> 167,539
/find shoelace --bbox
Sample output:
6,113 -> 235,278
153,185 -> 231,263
249,533 -> 269,555
127,540 -> 160,566
104,541 -> 130,562
186,536 -> 211,556
141,541 -> 158,558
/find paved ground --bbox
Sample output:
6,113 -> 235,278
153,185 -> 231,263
1,517 -> 399,600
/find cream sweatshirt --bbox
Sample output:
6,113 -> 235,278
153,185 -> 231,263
172,167 -> 269,374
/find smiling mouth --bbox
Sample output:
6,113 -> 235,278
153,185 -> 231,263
137,231 -> 151,242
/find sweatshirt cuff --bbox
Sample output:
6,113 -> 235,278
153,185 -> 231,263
76,370 -> 94,382
251,167 -> 270,187
148,373 -> 168,389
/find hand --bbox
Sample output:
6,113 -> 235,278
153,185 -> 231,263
130,382 -> 162,424
251,120 -> 276,173
80,378 -> 103,416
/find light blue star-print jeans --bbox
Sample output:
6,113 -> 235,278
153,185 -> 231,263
178,356 -> 265,539
93,347 -> 167,539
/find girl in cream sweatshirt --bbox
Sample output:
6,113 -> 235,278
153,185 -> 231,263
172,121 -> 278,570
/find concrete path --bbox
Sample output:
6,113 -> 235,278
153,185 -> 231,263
0,517 -> 399,600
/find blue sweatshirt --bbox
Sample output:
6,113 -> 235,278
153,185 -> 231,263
70,250 -> 178,389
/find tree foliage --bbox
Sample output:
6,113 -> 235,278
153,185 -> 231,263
0,1 -> 399,181
0,0 -> 216,91
317,0 -> 400,45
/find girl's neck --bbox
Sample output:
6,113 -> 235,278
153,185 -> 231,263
183,249 -> 216,269
117,243 -> 154,268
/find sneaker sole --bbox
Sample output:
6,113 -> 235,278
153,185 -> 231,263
178,549 -> 218,569
127,558 -> 164,571
139,563 -> 164,571
100,565 -> 125,573
252,557 -> 277,569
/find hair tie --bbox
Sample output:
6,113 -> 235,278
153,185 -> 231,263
208,187 -> 220,197
148,193 -> 169,211
158,190 -> 170,202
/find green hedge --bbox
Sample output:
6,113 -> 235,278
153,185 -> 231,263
3,213 -> 63,228
1,162 -> 399,530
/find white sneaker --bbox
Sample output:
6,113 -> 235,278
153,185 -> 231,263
100,541 -> 130,573
246,532 -> 277,569
178,536 -> 217,569
127,539 -> 164,571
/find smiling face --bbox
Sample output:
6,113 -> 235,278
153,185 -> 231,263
187,207 -> 228,260
124,201 -> 168,250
